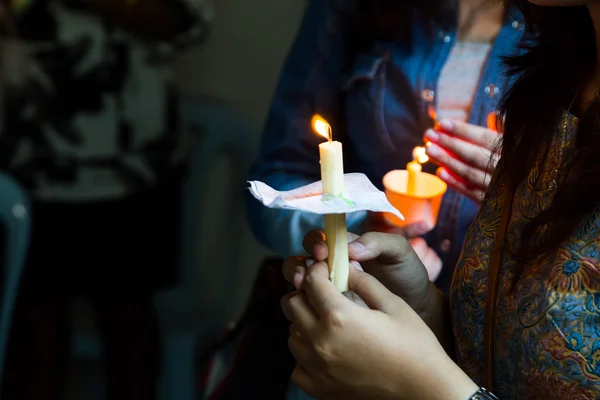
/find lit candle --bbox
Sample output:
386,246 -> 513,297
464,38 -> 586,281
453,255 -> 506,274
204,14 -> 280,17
406,146 -> 429,196
312,115 -> 349,292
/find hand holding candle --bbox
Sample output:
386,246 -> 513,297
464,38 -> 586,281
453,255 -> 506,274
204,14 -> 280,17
424,117 -> 501,204
249,117 -> 403,292
312,115 -> 350,292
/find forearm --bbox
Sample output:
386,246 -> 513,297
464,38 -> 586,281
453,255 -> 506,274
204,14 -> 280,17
251,207 -> 323,256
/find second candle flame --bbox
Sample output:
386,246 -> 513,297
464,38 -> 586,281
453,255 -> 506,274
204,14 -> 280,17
312,114 -> 332,142
413,146 -> 429,164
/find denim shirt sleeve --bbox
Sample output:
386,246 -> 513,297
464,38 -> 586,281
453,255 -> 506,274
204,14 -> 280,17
245,0 -> 365,256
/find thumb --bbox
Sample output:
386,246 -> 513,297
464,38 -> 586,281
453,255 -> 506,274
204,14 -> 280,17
348,267 -> 399,315
348,231 -> 414,265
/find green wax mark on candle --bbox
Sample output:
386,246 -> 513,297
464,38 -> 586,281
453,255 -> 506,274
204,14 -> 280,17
340,196 -> 355,206
322,194 -> 355,206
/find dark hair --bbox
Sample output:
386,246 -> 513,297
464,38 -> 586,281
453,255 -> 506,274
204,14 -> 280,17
499,1 -> 600,268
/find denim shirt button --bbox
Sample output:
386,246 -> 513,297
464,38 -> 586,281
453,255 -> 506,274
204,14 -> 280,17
484,84 -> 499,98
12,203 -> 26,218
512,20 -> 519,29
440,239 -> 452,253
421,89 -> 435,102
438,31 -> 451,43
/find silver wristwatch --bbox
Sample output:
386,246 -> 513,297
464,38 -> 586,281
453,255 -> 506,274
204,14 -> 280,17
469,387 -> 499,400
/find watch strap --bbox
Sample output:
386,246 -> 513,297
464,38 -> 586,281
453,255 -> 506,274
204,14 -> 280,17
469,387 -> 499,400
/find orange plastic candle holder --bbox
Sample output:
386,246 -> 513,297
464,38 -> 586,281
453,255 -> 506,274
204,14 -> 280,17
382,170 -> 447,228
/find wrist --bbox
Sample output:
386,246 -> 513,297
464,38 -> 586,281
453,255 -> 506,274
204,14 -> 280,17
445,364 -> 479,400
393,351 -> 478,400
430,356 -> 479,400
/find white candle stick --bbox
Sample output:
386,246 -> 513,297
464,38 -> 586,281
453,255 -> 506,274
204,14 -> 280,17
313,115 -> 350,292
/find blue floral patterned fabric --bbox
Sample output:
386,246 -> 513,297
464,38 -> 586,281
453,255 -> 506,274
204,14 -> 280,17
451,111 -> 600,399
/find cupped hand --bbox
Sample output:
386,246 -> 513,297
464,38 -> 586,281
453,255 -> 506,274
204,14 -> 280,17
283,230 -> 435,318
424,119 -> 501,204
281,263 -> 478,400
410,237 -> 442,281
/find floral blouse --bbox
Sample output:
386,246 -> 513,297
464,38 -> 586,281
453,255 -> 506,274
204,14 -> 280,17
451,112 -> 600,399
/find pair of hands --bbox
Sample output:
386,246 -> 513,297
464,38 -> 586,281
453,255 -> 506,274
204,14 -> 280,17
425,119 -> 501,204
281,230 -> 478,400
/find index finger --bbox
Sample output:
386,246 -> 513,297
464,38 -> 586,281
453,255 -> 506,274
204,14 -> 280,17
303,261 -> 348,316
426,131 -> 498,172
439,120 -> 501,153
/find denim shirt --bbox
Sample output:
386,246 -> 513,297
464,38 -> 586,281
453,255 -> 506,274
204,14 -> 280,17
246,0 -> 524,293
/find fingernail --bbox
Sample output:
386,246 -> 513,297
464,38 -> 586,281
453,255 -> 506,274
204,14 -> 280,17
438,168 -> 450,180
293,272 -> 304,290
350,261 -> 364,272
426,143 -> 440,156
424,129 -> 439,141
348,241 -> 367,254
439,120 -> 453,131
305,258 -> 315,268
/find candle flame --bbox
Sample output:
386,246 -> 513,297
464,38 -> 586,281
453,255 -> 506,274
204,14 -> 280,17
311,114 -> 332,141
427,105 -> 440,130
413,146 -> 429,164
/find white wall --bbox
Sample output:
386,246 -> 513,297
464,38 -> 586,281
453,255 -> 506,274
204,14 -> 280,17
175,0 -> 307,130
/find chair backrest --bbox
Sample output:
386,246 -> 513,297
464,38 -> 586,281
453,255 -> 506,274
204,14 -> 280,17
156,96 -> 257,334
0,172 -> 30,388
